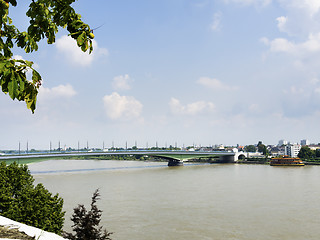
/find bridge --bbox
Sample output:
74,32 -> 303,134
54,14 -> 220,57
0,150 -> 247,166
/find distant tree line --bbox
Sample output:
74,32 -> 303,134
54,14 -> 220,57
298,146 -> 320,160
65,154 -> 159,161
244,141 -> 268,156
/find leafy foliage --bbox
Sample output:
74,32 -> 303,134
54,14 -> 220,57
0,161 -> 65,234
298,146 -> 316,159
0,0 -> 94,112
244,145 -> 256,153
257,141 -> 268,156
63,189 -> 113,240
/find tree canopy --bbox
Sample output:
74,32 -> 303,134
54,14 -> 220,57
62,189 -> 113,240
298,146 -> 315,159
257,141 -> 268,156
0,161 -> 65,234
0,0 -> 94,113
244,145 -> 256,153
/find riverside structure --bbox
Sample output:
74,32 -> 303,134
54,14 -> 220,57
0,150 -> 247,166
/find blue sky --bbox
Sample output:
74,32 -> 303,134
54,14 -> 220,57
1,0 -> 320,150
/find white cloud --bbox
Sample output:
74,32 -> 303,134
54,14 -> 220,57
103,92 -> 143,121
261,0 -> 320,81
301,33 -> 320,52
196,77 -> 237,91
262,33 -> 320,55
268,38 -> 295,53
283,0 -> 320,16
112,74 -> 133,91
211,12 -> 222,31
55,35 -> 108,66
38,84 -> 77,100
276,16 -> 288,32
169,97 -> 214,115
13,55 -> 23,61
264,0 -> 320,41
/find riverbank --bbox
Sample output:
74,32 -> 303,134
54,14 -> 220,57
304,161 -> 320,165
237,159 -> 320,165
0,225 -> 35,240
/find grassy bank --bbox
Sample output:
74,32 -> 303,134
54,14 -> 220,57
237,157 -> 269,164
1,157 -> 50,165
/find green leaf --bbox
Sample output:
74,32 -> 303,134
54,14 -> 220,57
89,40 -> 93,54
25,45 -> 30,53
8,73 -> 18,100
18,75 -> 25,98
32,69 -> 41,83
8,0 -> 17,7
26,99 -> 36,113
76,31 -> 86,47
0,62 -> 5,71
1,0 -> 94,113
30,39 -> 38,51
1,71 -> 9,93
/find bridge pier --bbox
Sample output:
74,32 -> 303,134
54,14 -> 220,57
218,155 -> 235,163
168,159 -> 183,166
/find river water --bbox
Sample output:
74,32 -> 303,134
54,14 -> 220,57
29,160 -> 320,240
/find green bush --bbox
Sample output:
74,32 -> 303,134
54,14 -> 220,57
63,189 -> 112,240
0,162 -> 65,234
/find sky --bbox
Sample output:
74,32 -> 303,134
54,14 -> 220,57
1,0 -> 320,150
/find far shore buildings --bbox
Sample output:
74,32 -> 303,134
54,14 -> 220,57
301,139 -> 310,146
276,139 -> 317,157
284,143 -> 301,158
309,144 -> 320,150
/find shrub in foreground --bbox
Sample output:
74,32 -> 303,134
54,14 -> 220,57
63,189 -> 113,240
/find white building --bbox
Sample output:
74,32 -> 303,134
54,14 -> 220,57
300,139 -> 310,146
285,144 -> 301,158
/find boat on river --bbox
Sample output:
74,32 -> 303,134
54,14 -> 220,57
270,156 -> 304,166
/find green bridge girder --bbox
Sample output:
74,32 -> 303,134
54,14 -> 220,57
0,150 -> 238,166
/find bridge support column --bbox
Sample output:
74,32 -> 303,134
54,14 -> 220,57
218,155 -> 235,163
168,159 -> 183,166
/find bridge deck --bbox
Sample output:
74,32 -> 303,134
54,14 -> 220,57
0,150 -> 235,161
